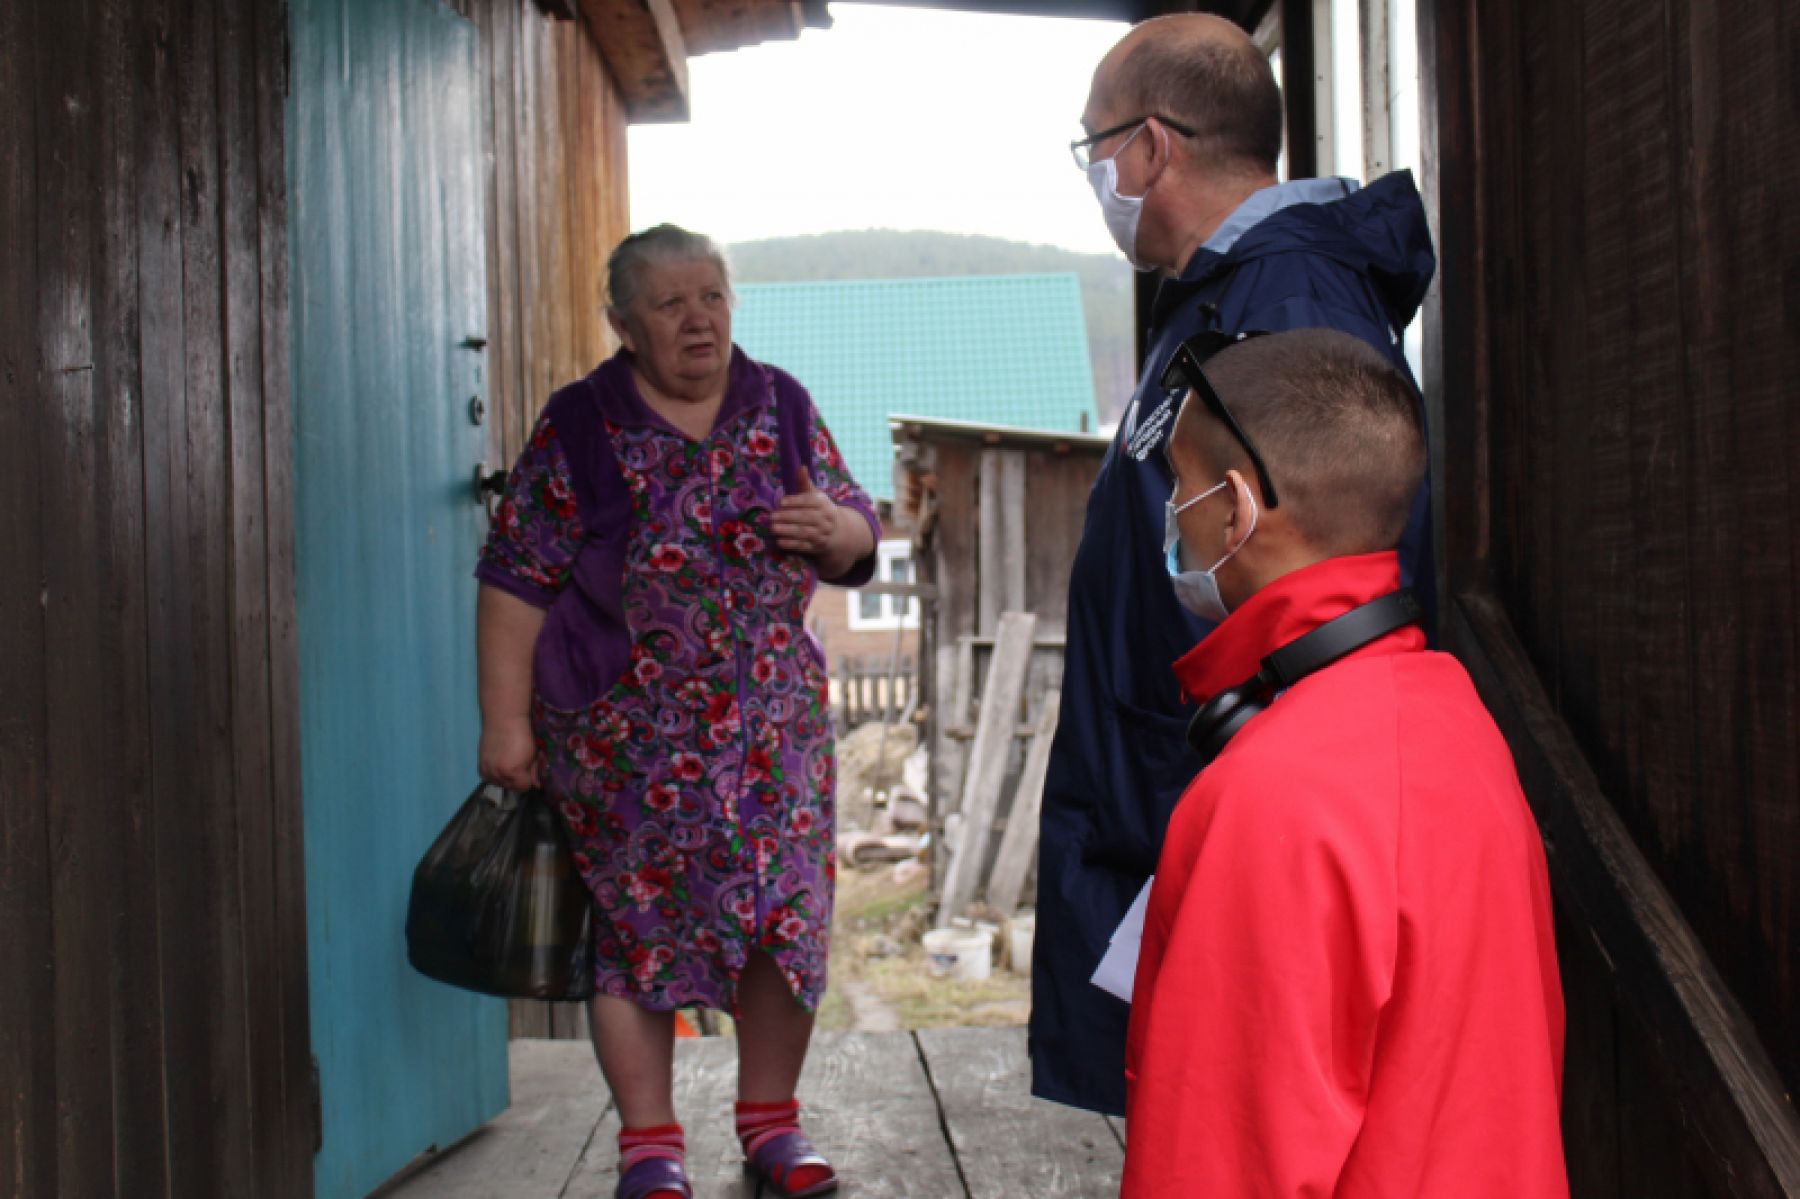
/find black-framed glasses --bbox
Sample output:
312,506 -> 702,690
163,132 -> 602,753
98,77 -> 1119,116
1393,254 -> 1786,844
1159,329 -> 1279,508
1069,114 -> 1196,170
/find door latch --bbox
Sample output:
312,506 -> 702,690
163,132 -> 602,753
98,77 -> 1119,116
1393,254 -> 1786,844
473,463 -> 507,514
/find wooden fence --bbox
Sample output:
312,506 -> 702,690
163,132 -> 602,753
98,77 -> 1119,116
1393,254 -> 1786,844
831,655 -> 917,730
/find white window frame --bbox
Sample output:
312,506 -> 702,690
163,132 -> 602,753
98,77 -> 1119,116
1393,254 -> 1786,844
847,540 -> 920,632
1362,0 -> 1425,380
1318,0 -> 1423,186
1295,0 -> 1425,378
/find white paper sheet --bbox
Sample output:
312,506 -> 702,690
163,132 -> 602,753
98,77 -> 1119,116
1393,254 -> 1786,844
1089,877 -> 1155,1004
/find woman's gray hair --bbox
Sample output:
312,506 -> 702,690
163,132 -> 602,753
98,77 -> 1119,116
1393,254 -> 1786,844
606,223 -> 734,313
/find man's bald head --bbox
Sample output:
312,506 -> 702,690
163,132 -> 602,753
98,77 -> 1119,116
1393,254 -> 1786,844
1094,14 -> 1282,180
1172,329 -> 1425,557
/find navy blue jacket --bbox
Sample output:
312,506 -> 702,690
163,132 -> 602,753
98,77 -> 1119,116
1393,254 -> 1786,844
1028,171 -> 1438,1115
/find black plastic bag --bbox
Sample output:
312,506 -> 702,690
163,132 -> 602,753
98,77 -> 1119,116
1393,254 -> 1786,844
406,783 -> 595,1000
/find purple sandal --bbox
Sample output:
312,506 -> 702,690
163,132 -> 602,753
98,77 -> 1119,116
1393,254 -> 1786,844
743,1129 -> 839,1198
614,1156 -> 692,1199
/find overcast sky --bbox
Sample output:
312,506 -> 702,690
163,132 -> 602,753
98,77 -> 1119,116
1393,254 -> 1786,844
628,4 -> 1131,256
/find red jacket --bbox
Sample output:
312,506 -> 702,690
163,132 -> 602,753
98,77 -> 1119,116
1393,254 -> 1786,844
1122,552 -> 1567,1198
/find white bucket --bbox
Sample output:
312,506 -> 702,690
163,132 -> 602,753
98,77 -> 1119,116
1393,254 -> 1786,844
923,927 -> 993,982
1007,912 -> 1036,976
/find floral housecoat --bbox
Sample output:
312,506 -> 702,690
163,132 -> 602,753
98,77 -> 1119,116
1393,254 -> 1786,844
475,348 -> 878,1012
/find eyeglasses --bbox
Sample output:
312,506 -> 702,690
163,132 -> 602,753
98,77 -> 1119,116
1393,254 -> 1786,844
1069,115 -> 1196,170
1159,330 -> 1279,508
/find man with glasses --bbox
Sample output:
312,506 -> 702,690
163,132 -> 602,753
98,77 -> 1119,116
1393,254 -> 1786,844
1122,329 -> 1565,1197
1030,12 -> 1437,1117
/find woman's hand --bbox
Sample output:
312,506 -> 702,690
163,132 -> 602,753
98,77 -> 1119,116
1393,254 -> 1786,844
771,471 -> 840,556
772,472 -> 875,579
478,715 -> 541,792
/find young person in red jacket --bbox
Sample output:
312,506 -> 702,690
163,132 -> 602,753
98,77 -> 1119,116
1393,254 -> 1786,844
1122,328 -> 1568,1197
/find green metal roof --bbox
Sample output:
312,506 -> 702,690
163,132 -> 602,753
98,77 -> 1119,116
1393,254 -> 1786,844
732,274 -> 1100,499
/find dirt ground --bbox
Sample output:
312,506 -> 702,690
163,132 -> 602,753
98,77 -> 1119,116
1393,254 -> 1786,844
814,863 -> 1031,1033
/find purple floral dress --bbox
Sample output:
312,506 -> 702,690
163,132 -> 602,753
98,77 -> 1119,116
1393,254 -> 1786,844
476,349 -> 877,1013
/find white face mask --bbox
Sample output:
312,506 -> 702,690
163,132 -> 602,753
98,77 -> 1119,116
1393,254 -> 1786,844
1165,479 -> 1258,624
1085,124 -> 1156,271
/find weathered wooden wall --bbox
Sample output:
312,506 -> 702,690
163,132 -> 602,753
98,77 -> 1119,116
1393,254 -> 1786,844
1424,0 -> 1800,1192
1453,0 -> 1798,1102
444,0 -> 634,1042
453,0 -> 632,467
0,0 -> 648,1163
902,431 -> 1104,902
0,0 -> 313,1195
916,437 -> 1101,648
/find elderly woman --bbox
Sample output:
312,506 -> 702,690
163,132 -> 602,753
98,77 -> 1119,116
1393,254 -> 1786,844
474,224 -> 876,1199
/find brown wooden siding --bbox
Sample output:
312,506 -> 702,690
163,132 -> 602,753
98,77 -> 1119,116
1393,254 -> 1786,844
451,0 -> 634,1042
1425,0 -> 1800,1190
454,0 -> 633,466
0,0 -> 312,1195
1448,0 -> 1798,1101
0,0 -> 644,1179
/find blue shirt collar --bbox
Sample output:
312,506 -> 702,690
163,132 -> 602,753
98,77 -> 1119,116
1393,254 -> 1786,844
1200,175 -> 1360,255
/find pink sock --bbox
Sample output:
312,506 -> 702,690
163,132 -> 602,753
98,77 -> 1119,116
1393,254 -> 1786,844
736,1099 -> 832,1191
618,1123 -> 685,1197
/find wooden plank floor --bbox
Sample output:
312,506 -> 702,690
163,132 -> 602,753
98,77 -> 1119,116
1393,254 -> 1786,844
381,1028 -> 1122,1198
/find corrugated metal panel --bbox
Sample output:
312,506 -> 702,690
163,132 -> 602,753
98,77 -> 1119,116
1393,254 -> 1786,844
733,274 -> 1100,499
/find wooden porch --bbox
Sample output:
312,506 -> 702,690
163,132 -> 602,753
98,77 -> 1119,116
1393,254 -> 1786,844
380,1027 -> 1122,1198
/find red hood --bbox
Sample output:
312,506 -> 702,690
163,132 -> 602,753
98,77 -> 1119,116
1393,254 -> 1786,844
1172,551 -> 1417,702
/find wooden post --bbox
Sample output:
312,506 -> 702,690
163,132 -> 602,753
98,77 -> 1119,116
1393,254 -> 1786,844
985,688 -> 1060,916
977,449 -> 1003,636
951,639 -> 975,734
871,616 -> 907,799
939,612 -> 1037,921
937,636 -> 977,823
1000,450 -> 1027,614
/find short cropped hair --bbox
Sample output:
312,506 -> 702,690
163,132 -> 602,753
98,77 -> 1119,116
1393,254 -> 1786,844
1176,329 -> 1425,555
1115,24 -> 1283,178
606,223 -> 733,313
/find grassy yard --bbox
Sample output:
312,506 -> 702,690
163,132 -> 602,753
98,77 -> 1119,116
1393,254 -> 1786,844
815,864 -> 1031,1032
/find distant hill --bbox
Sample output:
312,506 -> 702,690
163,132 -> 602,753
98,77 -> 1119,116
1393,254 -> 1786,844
727,230 -> 1137,420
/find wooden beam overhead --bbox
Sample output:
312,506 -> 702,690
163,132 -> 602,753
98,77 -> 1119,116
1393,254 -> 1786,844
581,0 -> 690,123
828,1 -> 1274,28
673,0 -> 817,56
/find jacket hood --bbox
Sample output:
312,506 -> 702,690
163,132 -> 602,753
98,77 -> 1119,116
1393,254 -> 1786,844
1185,170 -> 1436,331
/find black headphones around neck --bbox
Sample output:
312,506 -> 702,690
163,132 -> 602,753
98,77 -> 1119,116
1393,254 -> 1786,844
1186,590 -> 1425,765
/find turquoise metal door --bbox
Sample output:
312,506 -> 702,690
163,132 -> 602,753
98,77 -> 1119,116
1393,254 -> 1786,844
288,1 -> 509,1195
